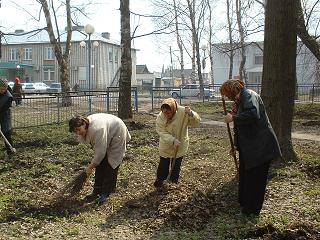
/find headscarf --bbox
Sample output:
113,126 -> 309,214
220,79 -> 245,100
161,97 -> 178,125
15,77 -> 21,84
161,97 -> 178,113
0,78 -> 8,88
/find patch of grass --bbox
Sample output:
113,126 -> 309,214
0,110 -> 319,239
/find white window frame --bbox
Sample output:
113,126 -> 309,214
44,68 -> 55,82
45,47 -> 55,60
9,48 -> 18,61
109,50 -> 113,62
24,48 -> 32,60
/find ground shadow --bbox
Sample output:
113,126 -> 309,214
0,197 -> 92,223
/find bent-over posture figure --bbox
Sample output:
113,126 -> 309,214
69,113 -> 131,205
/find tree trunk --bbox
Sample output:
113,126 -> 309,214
227,0 -> 234,80
207,0 -> 215,85
297,0 -> 320,61
236,0 -> 247,83
40,0 -> 72,106
118,0 -> 133,119
261,0 -> 298,160
173,0 -> 186,85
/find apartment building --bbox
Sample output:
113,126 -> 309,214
0,27 -> 137,89
211,41 -> 319,85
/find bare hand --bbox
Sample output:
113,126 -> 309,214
85,164 -> 95,177
229,148 -> 237,157
173,138 -> 181,148
224,113 -> 234,123
185,106 -> 193,116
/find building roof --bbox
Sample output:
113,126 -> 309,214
136,64 -> 151,74
2,28 -> 120,45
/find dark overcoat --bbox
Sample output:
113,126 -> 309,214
234,88 -> 281,169
0,89 -> 13,133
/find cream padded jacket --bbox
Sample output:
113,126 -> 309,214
156,106 -> 200,158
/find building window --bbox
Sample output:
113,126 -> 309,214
45,47 -> 54,60
109,50 -> 113,62
254,55 -> 263,65
9,48 -> 18,61
44,68 -> 55,81
254,75 -> 262,83
24,48 -> 32,60
114,49 -> 118,63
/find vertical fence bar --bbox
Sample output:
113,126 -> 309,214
57,94 -> 60,124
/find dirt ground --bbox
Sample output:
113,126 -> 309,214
0,109 -> 319,239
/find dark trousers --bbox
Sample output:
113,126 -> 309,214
238,157 -> 271,215
93,155 -> 119,196
156,156 -> 183,183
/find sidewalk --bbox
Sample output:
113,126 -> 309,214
200,120 -> 320,142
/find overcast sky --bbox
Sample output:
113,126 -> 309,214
0,0 -> 168,72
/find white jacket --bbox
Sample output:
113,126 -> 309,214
84,113 -> 131,169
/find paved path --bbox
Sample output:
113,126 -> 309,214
201,120 -> 320,142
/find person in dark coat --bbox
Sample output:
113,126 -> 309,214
220,79 -> 281,216
12,77 -> 24,106
0,78 -> 14,155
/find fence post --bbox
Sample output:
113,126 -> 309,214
107,88 -> 110,113
151,87 -> 154,112
311,84 -> 315,104
57,94 -> 60,124
134,87 -> 138,112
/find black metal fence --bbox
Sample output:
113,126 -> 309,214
149,84 -> 320,111
11,87 -> 138,128
10,84 -> 319,128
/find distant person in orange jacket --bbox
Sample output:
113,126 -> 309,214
12,77 -> 24,106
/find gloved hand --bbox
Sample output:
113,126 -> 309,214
173,138 -> 181,148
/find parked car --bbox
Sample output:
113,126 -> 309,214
47,83 -> 62,94
22,83 -> 36,93
169,84 -> 214,98
33,82 -> 50,93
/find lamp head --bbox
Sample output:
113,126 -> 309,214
84,24 -> 95,35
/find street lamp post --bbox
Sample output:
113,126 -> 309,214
16,64 -> 21,79
201,45 -> 207,84
80,24 -> 98,114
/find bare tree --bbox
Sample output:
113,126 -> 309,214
39,0 -> 72,106
236,0 -> 247,83
118,0 -> 132,119
261,0 -> 298,160
226,0 -> 235,79
186,0 -> 207,97
173,0 -> 186,84
297,0 -> 320,61
207,0 -> 215,85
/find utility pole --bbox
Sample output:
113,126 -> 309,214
170,46 -> 174,87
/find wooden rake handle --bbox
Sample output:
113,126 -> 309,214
168,112 -> 188,180
222,97 -> 239,176
0,129 -> 16,153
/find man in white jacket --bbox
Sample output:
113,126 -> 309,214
69,113 -> 131,205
